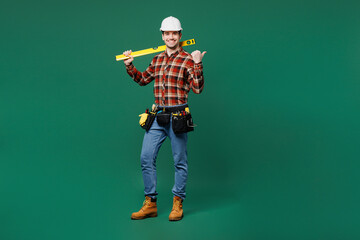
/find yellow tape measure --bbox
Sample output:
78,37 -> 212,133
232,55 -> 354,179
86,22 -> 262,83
115,39 -> 196,61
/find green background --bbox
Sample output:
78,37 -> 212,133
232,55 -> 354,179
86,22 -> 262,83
1,0 -> 360,239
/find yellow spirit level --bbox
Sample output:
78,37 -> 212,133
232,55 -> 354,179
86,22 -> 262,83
115,39 -> 196,61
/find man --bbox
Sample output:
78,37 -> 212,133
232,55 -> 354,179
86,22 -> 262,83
123,16 -> 206,221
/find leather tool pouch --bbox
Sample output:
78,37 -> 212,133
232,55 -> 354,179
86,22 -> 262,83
156,112 -> 171,126
172,113 -> 194,134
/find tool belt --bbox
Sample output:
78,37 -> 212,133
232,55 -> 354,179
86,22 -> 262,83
139,104 -> 195,134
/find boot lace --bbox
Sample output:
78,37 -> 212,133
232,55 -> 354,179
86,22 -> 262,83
141,198 -> 150,210
172,198 -> 182,212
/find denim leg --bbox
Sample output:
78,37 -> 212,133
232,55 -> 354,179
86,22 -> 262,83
140,119 -> 167,198
168,122 -> 188,199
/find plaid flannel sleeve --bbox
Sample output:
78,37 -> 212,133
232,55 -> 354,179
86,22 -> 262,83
125,58 -> 155,86
187,60 -> 204,94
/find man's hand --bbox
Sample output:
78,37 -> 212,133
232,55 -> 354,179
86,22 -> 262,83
191,50 -> 207,64
123,50 -> 134,66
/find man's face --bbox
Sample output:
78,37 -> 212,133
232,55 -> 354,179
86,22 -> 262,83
162,31 -> 182,49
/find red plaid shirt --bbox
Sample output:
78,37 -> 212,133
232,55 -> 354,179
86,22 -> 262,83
126,47 -> 204,106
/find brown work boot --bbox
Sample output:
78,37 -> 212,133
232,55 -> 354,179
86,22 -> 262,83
169,196 -> 183,221
131,196 -> 157,220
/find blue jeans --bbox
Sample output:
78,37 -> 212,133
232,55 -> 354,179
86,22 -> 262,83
140,108 -> 188,200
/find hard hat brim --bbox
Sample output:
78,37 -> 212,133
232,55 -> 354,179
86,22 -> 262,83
160,28 -> 183,31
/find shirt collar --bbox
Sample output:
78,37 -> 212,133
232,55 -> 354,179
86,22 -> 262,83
165,46 -> 183,58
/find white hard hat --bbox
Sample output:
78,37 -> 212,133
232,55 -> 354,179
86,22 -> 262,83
160,16 -> 183,31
